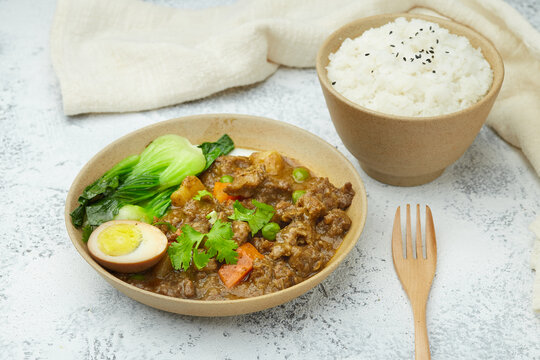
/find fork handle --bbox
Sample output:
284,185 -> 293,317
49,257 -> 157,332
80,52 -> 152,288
412,301 -> 430,360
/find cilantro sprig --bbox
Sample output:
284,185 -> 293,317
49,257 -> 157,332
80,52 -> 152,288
167,219 -> 238,271
167,199 -> 275,272
204,219 -> 238,262
229,200 -> 275,236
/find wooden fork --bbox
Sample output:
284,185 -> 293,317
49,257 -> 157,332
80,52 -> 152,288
392,205 -> 437,360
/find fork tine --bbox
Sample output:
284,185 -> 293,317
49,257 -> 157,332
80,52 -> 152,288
392,206 -> 402,259
425,205 -> 437,259
405,204 -> 413,259
416,204 -> 423,259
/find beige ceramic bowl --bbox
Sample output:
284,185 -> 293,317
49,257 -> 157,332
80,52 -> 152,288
65,114 -> 368,316
316,13 -> 504,186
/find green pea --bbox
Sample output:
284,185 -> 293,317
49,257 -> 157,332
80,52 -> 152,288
262,222 -> 280,241
292,190 -> 306,204
292,167 -> 310,183
220,175 -> 234,183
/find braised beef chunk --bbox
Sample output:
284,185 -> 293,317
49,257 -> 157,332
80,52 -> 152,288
179,199 -> 213,233
182,279 -> 196,298
317,209 -> 352,238
278,221 -> 317,247
289,246 -> 324,277
304,177 -> 355,210
153,278 -> 195,298
296,194 -> 326,220
225,165 -> 266,198
253,177 -> 292,205
199,155 -> 251,189
337,182 -> 355,209
115,151 -> 356,300
232,221 -> 250,246
201,258 -> 218,273
251,237 -> 274,254
274,200 -> 296,223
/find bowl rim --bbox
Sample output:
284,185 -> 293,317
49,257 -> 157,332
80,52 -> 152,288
64,113 -> 368,312
316,12 -> 505,122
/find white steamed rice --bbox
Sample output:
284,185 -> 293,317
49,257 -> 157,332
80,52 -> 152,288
326,17 -> 493,117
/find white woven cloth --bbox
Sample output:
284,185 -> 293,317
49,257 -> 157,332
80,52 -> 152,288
50,0 -> 540,175
50,0 -> 540,309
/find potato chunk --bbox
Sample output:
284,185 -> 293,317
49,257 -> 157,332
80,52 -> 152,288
171,176 -> 206,207
250,151 -> 284,175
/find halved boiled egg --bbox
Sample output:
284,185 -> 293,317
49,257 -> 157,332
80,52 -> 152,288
87,220 -> 167,273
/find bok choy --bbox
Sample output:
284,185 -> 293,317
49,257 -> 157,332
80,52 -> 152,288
71,134 -> 230,241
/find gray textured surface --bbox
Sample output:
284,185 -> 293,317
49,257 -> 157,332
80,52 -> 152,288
1,0 -> 539,359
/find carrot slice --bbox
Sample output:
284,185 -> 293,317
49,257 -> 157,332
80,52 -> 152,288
219,255 -> 253,288
212,182 -> 239,203
218,243 -> 263,288
239,242 -> 264,260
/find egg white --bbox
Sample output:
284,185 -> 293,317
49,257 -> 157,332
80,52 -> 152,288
87,220 -> 167,272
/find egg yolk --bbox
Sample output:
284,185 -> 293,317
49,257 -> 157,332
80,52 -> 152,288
97,224 -> 142,256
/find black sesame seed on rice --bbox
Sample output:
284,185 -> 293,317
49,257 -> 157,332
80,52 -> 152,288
389,30 -> 393,34
331,81 -> 336,85
365,53 -> 370,56
403,57 -> 406,61
432,70 -> 436,73
390,44 -> 395,47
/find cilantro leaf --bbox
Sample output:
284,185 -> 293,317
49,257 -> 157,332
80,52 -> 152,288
251,200 -> 275,230
168,224 -> 205,271
192,249 -> 212,269
229,200 -> 255,222
229,200 -> 276,236
193,190 -> 213,201
204,220 -> 238,264
167,220 -> 239,271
